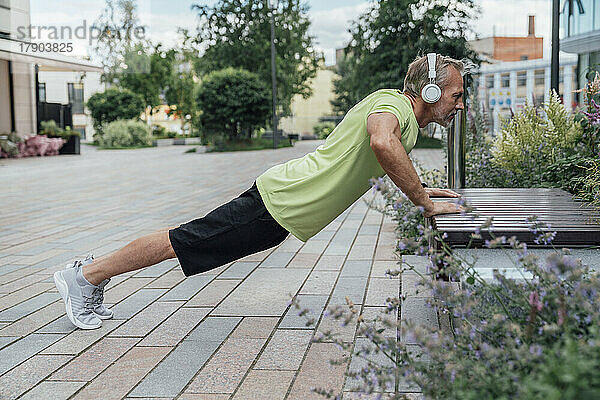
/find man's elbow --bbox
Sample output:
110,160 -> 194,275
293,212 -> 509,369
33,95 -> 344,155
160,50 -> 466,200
369,134 -> 390,153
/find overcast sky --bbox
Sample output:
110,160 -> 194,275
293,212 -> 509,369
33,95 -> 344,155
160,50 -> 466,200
28,0 -> 555,65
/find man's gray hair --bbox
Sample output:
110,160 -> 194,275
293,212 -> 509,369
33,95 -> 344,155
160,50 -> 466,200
403,54 -> 465,98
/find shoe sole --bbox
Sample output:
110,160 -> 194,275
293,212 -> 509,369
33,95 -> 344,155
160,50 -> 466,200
53,271 -> 102,330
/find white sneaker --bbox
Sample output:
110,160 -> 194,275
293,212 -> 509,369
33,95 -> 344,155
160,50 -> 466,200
66,254 -> 113,320
54,260 -> 102,330
92,278 -> 113,319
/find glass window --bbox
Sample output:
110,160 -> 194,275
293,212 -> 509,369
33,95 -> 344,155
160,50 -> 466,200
534,70 -> 545,85
517,71 -> 527,87
501,73 -> 510,88
596,0 -> 600,30
68,83 -> 84,114
486,75 -> 494,88
38,83 -> 46,102
520,55 -> 529,61
578,0 -> 593,35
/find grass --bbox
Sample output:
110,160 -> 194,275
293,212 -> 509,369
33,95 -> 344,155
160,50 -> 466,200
206,138 -> 293,152
153,135 -> 201,140
413,134 -> 443,149
85,143 -> 155,150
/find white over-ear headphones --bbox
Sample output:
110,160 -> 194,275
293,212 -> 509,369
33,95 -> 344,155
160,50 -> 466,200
421,53 -> 442,103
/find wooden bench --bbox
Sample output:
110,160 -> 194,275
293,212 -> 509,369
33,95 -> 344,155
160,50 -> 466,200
429,188 -> 600,248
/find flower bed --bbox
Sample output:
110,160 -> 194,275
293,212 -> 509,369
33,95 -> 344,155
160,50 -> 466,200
0,133 -> 65,158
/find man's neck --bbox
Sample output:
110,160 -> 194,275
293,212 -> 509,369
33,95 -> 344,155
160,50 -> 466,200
402,92 -> 432,128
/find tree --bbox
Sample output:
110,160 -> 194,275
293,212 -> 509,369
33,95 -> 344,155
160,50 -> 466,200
92,0 -> 151,84
87,87 -> 145,134
164,30 -> 201,136
332,0 -> 480,114
115,43 -> 176,108
196,68 -> 271,139
191,0 -> 320,116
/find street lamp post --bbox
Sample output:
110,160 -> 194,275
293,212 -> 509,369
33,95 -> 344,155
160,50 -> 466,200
269,0 -> 278,150
551,0 -> 560,94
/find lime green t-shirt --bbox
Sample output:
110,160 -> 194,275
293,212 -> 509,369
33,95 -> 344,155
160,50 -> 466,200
256,89 -> 419,242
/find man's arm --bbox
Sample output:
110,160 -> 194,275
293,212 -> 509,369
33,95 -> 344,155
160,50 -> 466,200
367,112 -> 461,217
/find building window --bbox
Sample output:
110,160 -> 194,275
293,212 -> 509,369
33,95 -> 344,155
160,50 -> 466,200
38,83 -> 46,102
534,70 -> 545,86
486,75 -> 494,88
517,71 -> 527,86
68,83 -> 84,114
520,55 -> 529,61
501,73 -> 510,88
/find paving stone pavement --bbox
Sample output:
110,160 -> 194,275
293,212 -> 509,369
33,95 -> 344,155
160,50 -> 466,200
0,142 -> 444,399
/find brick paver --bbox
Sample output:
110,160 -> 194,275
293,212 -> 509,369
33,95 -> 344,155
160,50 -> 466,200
0,142 -> 443,399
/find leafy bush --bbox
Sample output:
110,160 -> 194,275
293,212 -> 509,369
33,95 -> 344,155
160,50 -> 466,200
196,68 -> 271,140
87,88 -> 145,137
293,175 -> 600,399
40,120 -> 80,140
494,91 -> 582,178
313,121 -> 336,139
464,92 -> 591,190
98,120 -> 152,149
151,125 -> 179,139
0,132 -> 20,157
574,71 -> 600,157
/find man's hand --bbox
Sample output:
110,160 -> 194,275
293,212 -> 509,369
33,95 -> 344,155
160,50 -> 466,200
424,188 -> 461,198
424,201 -> 464,218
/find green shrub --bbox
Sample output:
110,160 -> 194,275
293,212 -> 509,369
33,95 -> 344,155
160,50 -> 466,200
464,92 -> 588,190
197,68 -> 271,140
312,121 -> 336,139
575,158 -> 600,212
494,91 -> 582,176
98,120 -> 152,148
0,132 -> 21,157
87,88 -> 145,137
151,125 -> 179,139
40,120 -> 80,140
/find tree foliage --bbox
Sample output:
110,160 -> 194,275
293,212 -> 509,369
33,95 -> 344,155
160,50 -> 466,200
196,68 -> 271,139
332,0 -> 480,114
86,87 -> 145,133
92,0 -> 151,84
191,0 -> 320,116
115,43 -> 177,107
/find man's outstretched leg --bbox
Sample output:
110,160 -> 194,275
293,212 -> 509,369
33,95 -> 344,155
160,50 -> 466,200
54,181 -> 290,330
54,227 -> 177,330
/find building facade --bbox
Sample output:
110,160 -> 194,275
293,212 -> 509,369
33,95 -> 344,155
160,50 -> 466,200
476,55 -> 578,133
37,70 -> 103,141
279,66 -> 338,137
469,16 -> 543,62
560,0 -> 600,95
0,0 -> 102,139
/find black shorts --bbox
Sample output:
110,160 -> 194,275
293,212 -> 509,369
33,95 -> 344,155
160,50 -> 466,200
168,182 -> 289,276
